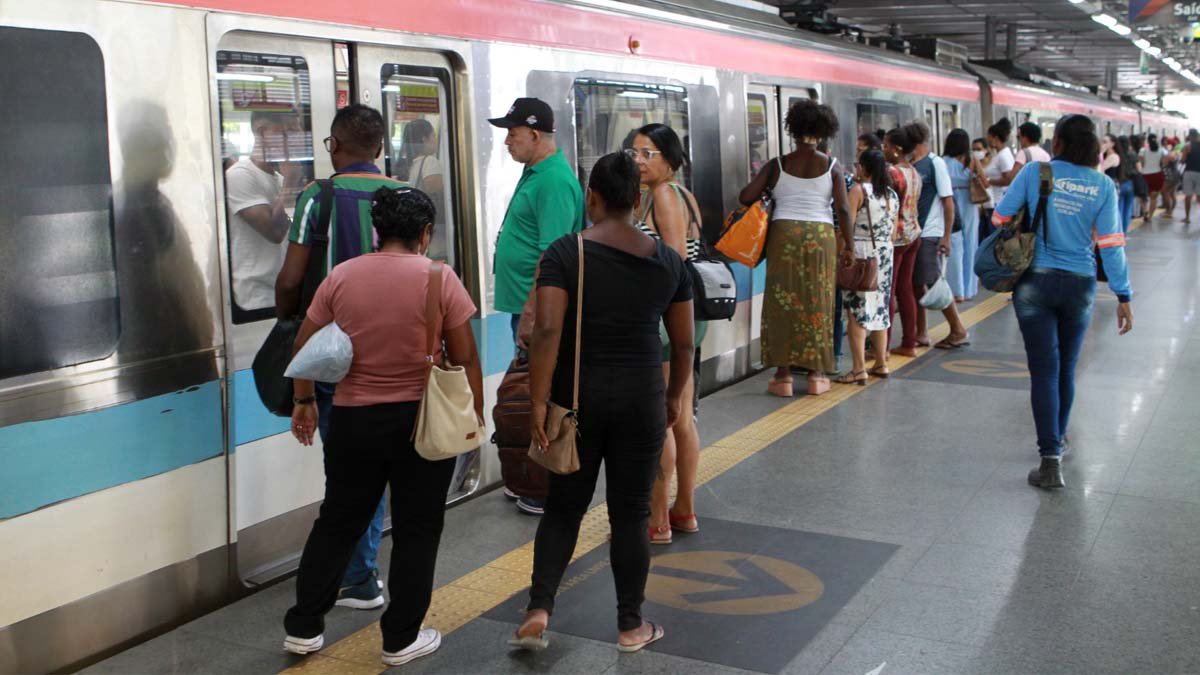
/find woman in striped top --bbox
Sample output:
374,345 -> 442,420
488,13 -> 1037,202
626,123 -> 705,545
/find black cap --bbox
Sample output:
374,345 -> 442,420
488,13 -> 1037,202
488,97 -> 555,133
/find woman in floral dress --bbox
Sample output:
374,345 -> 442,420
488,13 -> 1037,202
838,148 -> 897,384
739,99 -> 853,397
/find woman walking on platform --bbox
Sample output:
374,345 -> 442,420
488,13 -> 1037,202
512,152 -> 693,653
837,149 -> 897,384
884,127 -> 922,357
283,187 -> 483,666
993,115 -> 1133,489
627,123 -> 704,545
740,99 -> 853,397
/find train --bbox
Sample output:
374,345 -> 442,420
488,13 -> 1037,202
0,0 -> 1191,671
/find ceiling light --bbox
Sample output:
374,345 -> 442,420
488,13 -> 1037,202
1091,13 -> 1118,28
1146,46 -> 1163,57
1110,23 -> 1133,36
618,91 -> 659,99
1134,38 -> 1151,49
216,73 -> 275,83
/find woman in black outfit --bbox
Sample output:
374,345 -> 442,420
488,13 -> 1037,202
511,152 -> 694,652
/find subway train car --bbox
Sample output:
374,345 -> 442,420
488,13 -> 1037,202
0,1 -> 1187,671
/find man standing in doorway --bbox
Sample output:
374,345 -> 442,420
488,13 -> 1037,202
489,97 -> 584,516
276,104 -> 406,610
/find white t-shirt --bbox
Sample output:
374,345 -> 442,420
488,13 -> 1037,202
920,154 -> 954,239
986,147 -> 1015,205
226,158 -> 286,310
1139,147 -> 1165,174
1013,145 -> 1051,168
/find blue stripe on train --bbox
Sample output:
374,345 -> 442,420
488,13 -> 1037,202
0,381 -> 223,519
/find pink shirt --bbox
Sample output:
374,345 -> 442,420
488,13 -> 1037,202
307,253 -> 476,406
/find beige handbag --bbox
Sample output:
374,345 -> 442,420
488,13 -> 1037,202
414,262 -> 484,461
528,235 -> 583,475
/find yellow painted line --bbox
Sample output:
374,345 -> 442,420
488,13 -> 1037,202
281,292 -> 1013,672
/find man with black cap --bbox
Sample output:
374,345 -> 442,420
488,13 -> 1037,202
490,97 -> 584,342
489,97 -> 583,518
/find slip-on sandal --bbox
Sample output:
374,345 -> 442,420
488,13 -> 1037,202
649,525 -> 672,545
668,511 -> 699,533
507,632 -> 549,651
934,336 -> 971,350
617,621 -> 665,653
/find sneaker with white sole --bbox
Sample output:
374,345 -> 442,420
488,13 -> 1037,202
336,570 -> 385,609
283,633 -> 324,655
382,628 -> 441,666
503,487 -> 520,501
516,497 -> 544,516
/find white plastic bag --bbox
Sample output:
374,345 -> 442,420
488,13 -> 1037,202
920,257 -> 953,311
284,322 -> 353,382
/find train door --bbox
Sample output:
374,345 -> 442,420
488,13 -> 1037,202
352,44 -> 479,501
923,102 -> 938,153
746,84 -> 781,369
211,30 -> 338,583
779,86 -> 820,154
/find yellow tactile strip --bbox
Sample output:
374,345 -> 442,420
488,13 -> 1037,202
281,292 -> 1012,672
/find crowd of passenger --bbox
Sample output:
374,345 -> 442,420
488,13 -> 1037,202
259,95 -> 1138,666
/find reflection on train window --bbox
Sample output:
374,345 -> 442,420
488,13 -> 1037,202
0,27 -> 118,380
858,102 -> 901,137
747,93 -> 770,177
217,50 -> 315,323
381,65 -> 456,268
1039,118 -> 1057,153
940,105 -> 958,137
574,78 -> 690,187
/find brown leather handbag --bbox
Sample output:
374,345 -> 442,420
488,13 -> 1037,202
836,190 -> 880,293
969,173 -> 991,205
528,234 -> 583,475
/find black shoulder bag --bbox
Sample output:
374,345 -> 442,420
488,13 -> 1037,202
677,187 -> 737,321
252,179 -> 334,417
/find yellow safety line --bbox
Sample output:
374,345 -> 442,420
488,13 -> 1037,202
281,292 -> 1013,673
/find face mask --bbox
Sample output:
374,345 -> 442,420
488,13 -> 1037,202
972,150 -> 986,161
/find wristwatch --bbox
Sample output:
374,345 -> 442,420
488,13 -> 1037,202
293,395 -> 316,405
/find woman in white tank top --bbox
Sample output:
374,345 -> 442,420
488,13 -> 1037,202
738,99 -> 853,397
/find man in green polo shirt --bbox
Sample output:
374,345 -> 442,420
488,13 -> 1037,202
489,97 -> 584,340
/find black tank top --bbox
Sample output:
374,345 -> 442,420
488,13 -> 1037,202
1187,141 -> 1200,172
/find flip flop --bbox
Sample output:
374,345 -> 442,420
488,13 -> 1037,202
934,337 -> 971,350
507,632 -> 549,652
617,621 -> 664,653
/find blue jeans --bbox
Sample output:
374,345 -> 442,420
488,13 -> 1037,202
832,289 -> 844,360
316,382 -> 386,586
1013,269 -> 1096,458
1118,180 -> 1135,234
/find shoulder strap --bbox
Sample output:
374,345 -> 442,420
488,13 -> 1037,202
670,184 -> 702,245
424,261 -> 444,363
1034,162 -> 1053,244
571,234 -> 583,411
297,179 -> 335,316
864,185 -> 877,250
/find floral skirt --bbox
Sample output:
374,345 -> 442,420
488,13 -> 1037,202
761,219 -> 836,372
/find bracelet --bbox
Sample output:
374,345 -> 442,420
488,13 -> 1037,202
293,395 -> 316,405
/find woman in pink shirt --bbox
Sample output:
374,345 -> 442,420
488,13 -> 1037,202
283,187 -> 483,667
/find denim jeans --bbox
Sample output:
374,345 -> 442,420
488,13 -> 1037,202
1012,269 -> 1096,458
832,289 -> 845,360
316,382 -> 386,587
1118,180 -> 1135,234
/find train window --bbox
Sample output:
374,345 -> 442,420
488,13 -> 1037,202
216,50 -> 316,323
380,65 -> 456,267
857,102 -> 900,137
747,93 -> 770,176
941,105 -> 959,137
1038,118 -> 1057,153
0,27 -> 118,380
574,78 -> 689,186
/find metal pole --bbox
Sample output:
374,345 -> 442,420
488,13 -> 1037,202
985,16 -> 996,60
1006,23 -> 1018,60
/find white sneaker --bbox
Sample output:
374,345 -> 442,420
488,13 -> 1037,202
283,633 -> 324,655
381,628 -> 441,666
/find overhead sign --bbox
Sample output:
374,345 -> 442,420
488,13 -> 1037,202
1131,0 -> 1200,24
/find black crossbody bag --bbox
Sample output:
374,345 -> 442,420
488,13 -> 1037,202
252,179 -> 334,417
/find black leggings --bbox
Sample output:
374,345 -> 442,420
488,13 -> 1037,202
528,366 -> 667,631
283,402 -> 455,653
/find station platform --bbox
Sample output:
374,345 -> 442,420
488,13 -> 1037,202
86,217 -> 1200,675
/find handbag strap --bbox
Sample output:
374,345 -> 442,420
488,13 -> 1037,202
424,261 -> 444,366
859,183 -> 878,251
571,234 -> 584,411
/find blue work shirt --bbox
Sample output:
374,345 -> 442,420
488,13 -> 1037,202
994,160 -> 1132,302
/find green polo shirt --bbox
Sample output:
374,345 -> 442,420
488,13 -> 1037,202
494,149 -> 584,313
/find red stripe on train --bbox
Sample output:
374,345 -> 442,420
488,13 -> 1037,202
992,85 -> 1140,123
141,0 -> 981,101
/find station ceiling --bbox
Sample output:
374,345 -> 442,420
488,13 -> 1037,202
758,0 -> 1198,101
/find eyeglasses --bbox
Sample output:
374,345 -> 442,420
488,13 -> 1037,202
323,136 -> 338,152
623,147 -> 663,161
